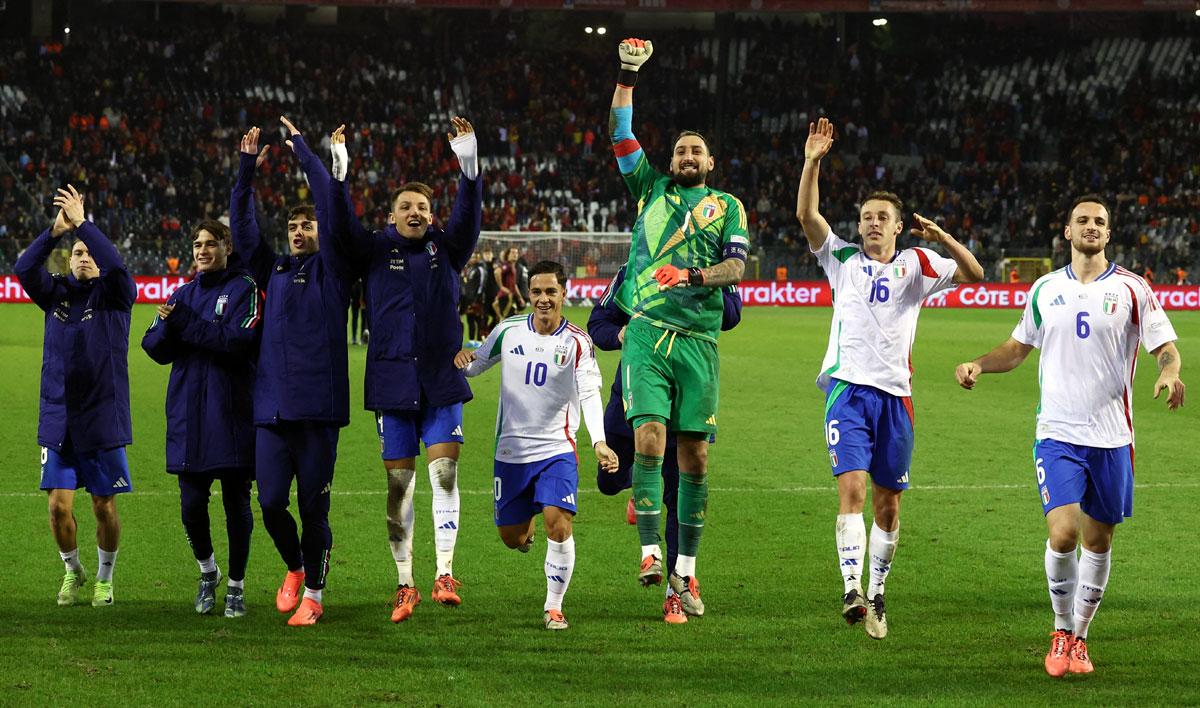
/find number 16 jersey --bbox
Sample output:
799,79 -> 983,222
813,231 -> 958,398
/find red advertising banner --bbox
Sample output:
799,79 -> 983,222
566,278 -> 1200,311
0,275 -> 190,304
0,276 -> 1197,310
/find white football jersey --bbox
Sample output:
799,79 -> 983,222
813,230 -> 959,397
467,314 -> 606,464
1012,263 -> 1176,448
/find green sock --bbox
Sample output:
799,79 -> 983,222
678,470 -> 708,557
632,452 -> 664,546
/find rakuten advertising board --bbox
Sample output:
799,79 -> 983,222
565,278 -> 1200,311
0,276 -> 1197,310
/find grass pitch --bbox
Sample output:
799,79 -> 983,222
0,304 -> 1195,706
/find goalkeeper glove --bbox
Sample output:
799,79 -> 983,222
654,264 -> 704,291
618,38 -> 653,86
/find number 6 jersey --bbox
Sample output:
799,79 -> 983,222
1012,263 -> 1177,448
466,314 -> 607,463
813,230 -> 959,397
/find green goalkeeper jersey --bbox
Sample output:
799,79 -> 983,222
613,155 -> 750,343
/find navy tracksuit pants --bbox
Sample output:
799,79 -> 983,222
178,471 -> 254,582
256,422 -> 339,591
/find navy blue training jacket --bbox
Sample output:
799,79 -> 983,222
230,136 -> 356,427
15,222 -> 136,453
329,174 -> 481,411
141,259 -> 261,474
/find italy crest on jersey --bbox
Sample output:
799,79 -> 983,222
893,263 -> 907,279
553,344 -> 570,367
215,294 -> 228,317
1103,292 -> 1118,315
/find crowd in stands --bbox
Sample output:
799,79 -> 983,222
0,8 -> 1196,282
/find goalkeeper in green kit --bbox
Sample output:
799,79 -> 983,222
608,37 -> 750,624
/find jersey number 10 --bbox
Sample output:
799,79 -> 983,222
525,362 -> 548,386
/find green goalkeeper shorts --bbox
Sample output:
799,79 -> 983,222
621,316 -> 720,436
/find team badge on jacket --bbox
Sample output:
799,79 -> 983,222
426,242 -> 438,256
1102,292 -> 1119,315
553,344 -> 570,367
215,294 -> 228,317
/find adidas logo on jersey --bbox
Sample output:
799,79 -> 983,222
510,345 -> 526,355
547,575 -> 566,583
1049,294 -> 1066,307
451,426 -> 463,437
112,478 -> 130,489
438,521 -> 458,530
560,494 -> 576,505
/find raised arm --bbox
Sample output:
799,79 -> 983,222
281,116 -> 331,217
53,185 -> 135,306
326,123 -> 374,267
444,117 -> 483,271
230,127 -> 275,283
609,38 -> 661,198
796,118 -> 835,252
955,338 -> 1035,390
910,214 -> 985,284
14,214 -> 69,311
1151,341 -> 1185,410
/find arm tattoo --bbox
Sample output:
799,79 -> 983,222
1157,351 -> 1176,371
700,258 -> 745,288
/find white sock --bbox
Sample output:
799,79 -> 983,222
1044,540 -> 1077,631
675,555 -> 696,578
386,467 -> 416,586
867,521 -> 898,598
544,536 -> 575,612
641,544 -> 661,560
428,458 -> 460,577
97,547 -> 118,582
227,579 -> 244,591
60,548 -> 83,573
198,554 -> 217,575
835,513 -> 866,594
303,588 -> 323,604
1074,547 -> 1111,640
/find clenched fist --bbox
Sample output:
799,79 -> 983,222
619,38 -> 653,71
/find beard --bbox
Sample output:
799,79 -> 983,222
1071,237 -> 1107,256
670,168 -> 706,188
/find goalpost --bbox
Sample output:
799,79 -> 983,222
1001,257 -> 1053,283
477,231 -> 631,280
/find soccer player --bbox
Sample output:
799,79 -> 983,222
954,194 -> 1185,676
15,184 -> 135,608
454,261 -> 618,630
327,118 -> 482,621
796,117 -> 984,639
608,38 -> 749,622
141,219 -> 261,617
231,119 -> 356,626
587,264 -> 742,623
